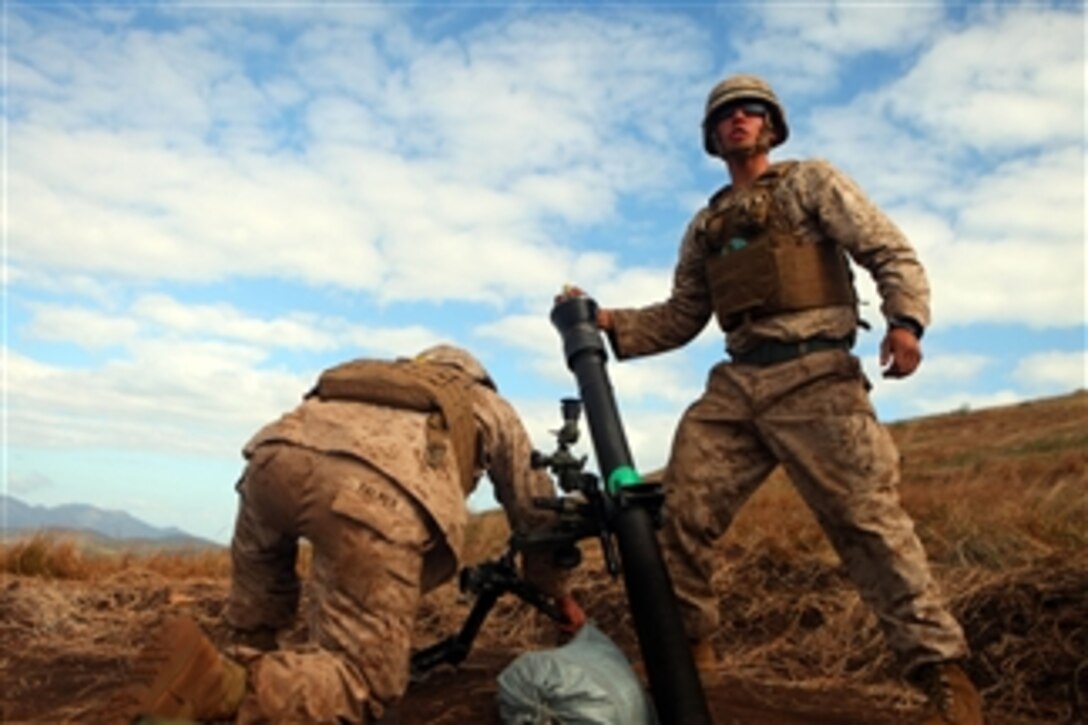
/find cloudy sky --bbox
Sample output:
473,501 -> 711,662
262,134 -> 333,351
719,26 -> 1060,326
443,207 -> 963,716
4,1 -> 1084,543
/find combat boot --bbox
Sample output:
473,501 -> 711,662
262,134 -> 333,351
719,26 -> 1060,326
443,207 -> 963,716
915,661 -> 983,724
114,615 -> 247,723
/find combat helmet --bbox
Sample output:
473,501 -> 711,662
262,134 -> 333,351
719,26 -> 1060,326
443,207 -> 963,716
702,74 -> 789,156
415,344 -> 496,390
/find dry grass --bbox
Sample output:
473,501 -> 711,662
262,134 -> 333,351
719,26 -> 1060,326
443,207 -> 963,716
1,533 -> 231,580
442,390 -> 1088,721
2,534 -> 97,579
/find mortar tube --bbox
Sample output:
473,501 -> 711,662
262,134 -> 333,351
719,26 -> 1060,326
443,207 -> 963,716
550,296 -> 712,725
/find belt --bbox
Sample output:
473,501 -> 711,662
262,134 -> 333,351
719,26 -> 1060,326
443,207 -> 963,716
731,336 -> 852,366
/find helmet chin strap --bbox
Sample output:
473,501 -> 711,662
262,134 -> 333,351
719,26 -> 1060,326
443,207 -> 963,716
721,143 -> 762,161
715,125 -> 775,161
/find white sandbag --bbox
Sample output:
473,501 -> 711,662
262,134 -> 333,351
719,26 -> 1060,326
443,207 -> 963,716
496,622 -> 654,725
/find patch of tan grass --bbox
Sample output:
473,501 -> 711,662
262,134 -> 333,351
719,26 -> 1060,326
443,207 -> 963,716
1,533 -> 231,580
137,547 -> 232,579
2,534 -> 94,579
461,508 -> 511,563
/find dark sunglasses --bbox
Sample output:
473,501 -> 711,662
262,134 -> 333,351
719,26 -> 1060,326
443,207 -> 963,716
712,100 -> 770,123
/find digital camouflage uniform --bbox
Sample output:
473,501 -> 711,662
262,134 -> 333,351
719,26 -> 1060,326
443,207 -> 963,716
225,366 -> 559,723
607,158 -> 969,676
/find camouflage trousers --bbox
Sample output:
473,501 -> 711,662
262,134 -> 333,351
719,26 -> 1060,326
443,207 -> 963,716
227,443 -> 433,723
661,349 -> 968,675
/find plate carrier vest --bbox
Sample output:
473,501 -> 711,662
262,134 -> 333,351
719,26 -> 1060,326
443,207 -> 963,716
307,359 -> 480,493
698,161 -> 856,331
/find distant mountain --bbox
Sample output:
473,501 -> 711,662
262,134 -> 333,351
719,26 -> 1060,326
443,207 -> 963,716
1,494 -> 219,548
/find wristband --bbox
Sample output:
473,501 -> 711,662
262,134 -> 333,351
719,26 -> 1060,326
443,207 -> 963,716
889,316 -> 924,340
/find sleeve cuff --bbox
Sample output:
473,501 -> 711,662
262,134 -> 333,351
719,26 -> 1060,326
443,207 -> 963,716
889,316 -> 924,340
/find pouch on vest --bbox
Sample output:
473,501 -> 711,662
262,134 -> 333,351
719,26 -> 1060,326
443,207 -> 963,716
707,237 -> 854,330
701,164 -> 855,330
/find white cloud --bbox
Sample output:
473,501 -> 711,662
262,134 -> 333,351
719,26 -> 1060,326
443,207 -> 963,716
910,389 -> 1028,417
21,295 -> 440,357
888,209 -> 955,258
608,355 -> 703,407
793,12 -> 1085,332
955,146 -> 1084,242
132,295 -> 338,351
387,11 -> 704,172
612,409 -> 684,476
5,344 -> 301,453
886,7 -> 1085,153
11,127 -> 390,287
593,265 -> 674,310
476,313 -> 564,367
1013,350 -> 1087,391
725,3 -> 945,97
280,14 -> 392,101
336,324 -> 456,361
25,304 -> 140,348
925,237 -> 1083,329
7,293 -> 463,455
9,8 -> 706,308
8,266 -> 121,307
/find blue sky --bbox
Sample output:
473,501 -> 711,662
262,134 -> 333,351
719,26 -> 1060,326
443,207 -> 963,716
4,1 -> 1085,544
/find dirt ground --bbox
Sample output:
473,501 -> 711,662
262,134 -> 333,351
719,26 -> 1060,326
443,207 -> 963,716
397,648 -> 913,724
1,563 -> 1079,724
0,572 -> 908,724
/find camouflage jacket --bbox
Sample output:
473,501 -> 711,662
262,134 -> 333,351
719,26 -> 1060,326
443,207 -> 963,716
243,386 -> 559,593
609,158 -> 931,357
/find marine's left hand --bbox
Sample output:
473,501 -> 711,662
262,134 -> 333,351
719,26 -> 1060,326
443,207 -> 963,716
880,327 -> 922,378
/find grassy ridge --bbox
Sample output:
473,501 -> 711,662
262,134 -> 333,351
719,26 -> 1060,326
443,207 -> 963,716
4,390 -> 1084,578
1,532 -> 231,580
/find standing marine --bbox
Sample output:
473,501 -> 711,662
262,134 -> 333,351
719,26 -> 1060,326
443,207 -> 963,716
564,74 -> 982,724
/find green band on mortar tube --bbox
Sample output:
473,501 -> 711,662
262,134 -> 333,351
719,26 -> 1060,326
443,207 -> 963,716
607,465 -> 643,495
